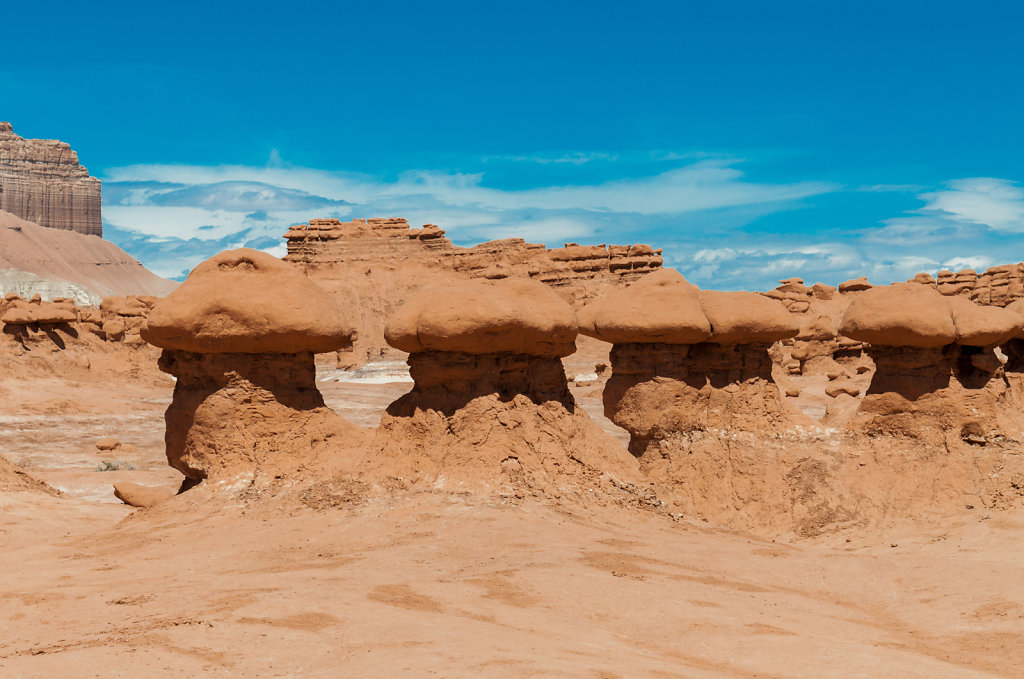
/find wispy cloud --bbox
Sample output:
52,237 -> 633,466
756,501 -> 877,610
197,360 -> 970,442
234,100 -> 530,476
101,156 -> 830,280
918,177 -> 1024,232
100,152 -> 1024,290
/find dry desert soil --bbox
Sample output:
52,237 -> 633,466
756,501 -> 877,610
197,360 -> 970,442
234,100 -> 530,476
1,360 -> 1023,678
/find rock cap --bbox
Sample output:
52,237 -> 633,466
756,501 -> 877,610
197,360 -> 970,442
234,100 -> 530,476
578,269 -> 711,344
949,296 -> 1023,347
385,278 -> 578,357
698,290 -> 799,344
141,248 -> 353,354
839,282 -> 955,348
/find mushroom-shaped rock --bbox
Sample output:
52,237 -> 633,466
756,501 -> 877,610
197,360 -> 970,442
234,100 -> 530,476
385,278 -> 576,357
578,268 -> 711,345
698,290 -> 799,344
369,278 -> 657,506
576,273 -> 813,530
143,249 -> 354,354
142,249 -> 365,486
837,283 -> 1022,446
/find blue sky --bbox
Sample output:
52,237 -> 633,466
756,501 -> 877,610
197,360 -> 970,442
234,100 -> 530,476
2,1 -> 1023,289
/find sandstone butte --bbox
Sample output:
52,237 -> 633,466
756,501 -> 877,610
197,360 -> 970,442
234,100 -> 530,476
0,121 -> 101,236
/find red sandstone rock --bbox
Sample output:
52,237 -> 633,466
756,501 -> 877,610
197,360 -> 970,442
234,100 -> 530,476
283,217 -> 663,364
698,290 -> 799,344
838,277 -> 873,293
948,295 -> 1023,347
578,269 -> 711,345
113,481 -> 175,508
142,248 -> 365,485
384,278 -> 577,358
839,283 -> 955,348
143,249 -> 353,354
95,438 -> 121,452
369,277 -> 660,505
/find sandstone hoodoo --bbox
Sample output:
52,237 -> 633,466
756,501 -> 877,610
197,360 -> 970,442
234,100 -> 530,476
823,283 -> 1024,522
579,269 -> 801,456
369,277 -> 659,504
838,282 -> 1023,437
579,270 -> 833,531
142,248 -> 364,487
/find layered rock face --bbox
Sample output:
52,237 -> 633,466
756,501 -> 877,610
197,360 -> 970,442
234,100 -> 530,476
142,249 -> 364,487
283,217 -> 662,364
0,123 -> 101,236
368,278 -> 660,506
931,263 -> 1024,307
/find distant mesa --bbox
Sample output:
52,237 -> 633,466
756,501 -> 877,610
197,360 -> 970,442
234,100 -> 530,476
283,216 -> 664,365
0,121 -> 102,236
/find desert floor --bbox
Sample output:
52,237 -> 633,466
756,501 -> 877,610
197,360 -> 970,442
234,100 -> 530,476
1,361 -> 1022,678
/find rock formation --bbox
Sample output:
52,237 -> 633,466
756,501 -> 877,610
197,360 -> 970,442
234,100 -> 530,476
0,290 -> 159,350
579,270 -> 830,530
0,209 -> 176,301
367,277 -> 660,506
580,269 -> 801,451
839,282 -> 1023,437
283,217 -> 662,364
141,248 -> 365,487
931,263 -> 1024,307
822,283 -> 1024,521
0,122 -> 101,236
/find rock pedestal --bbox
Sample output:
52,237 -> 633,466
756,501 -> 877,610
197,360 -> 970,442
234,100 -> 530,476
142,248 -> 362,487
369,278 -> 659,506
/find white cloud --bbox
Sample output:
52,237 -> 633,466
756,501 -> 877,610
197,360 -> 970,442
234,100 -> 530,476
940,255 -> 994,272
918,177 -> 1024,231
104,158 -> 831,218
101,156 -> 830,280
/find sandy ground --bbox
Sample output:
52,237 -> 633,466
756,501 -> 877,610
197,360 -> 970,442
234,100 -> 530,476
1,360 -> 1023,678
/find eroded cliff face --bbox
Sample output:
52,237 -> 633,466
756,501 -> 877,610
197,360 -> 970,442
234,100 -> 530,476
283,218 -> 663,364
0,123 -> 101,236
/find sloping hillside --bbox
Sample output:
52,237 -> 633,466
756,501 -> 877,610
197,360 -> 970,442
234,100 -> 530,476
0,209 -> 176,300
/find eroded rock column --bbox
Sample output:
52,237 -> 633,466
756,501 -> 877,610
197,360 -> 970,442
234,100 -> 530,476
370,277 -> 658,506
142,248 -> 364,488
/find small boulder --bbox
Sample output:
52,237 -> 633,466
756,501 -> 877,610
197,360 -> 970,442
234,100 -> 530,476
113,481 -> 175,508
